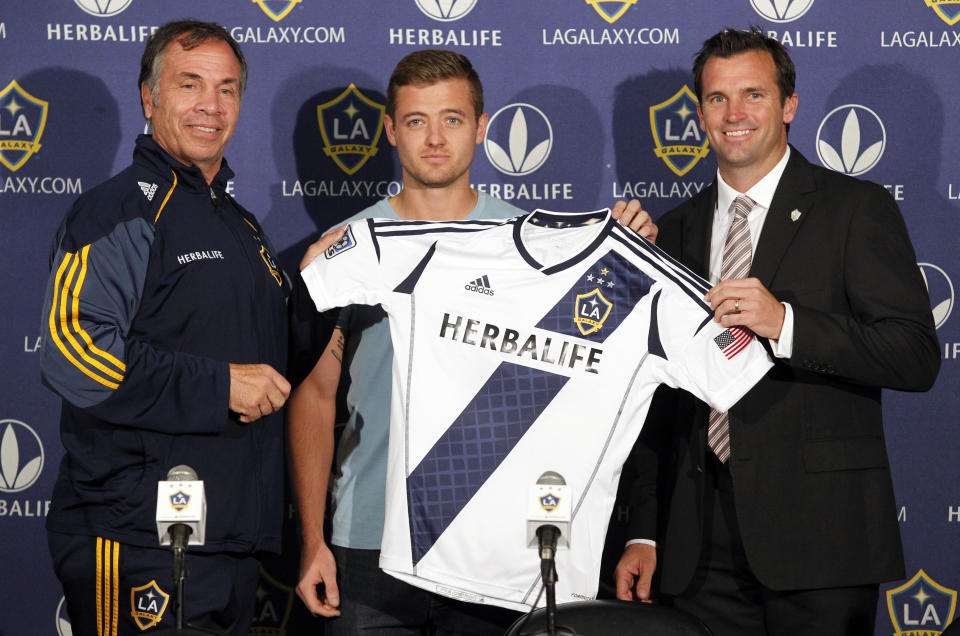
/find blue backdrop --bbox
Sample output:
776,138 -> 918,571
2,1 -> 958,634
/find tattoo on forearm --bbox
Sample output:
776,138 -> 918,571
331,332 -> 344,363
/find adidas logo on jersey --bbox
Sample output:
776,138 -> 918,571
465,275 -> 494,296
138,181 -> 158,201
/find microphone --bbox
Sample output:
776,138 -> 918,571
526,470 -> 571,558
527,471 -> 572,635
155,466 -> 208,632
156,465 -> 207,548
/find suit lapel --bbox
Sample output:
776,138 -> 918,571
750,148 -> 818,287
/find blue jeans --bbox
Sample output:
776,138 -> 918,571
326,545 -> 521,635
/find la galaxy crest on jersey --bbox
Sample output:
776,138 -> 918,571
325,225 -> 357,259
575,288 -> 613,336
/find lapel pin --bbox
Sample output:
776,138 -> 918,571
790,209 -> 801,222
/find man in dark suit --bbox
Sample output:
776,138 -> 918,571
613,27 -> 940,635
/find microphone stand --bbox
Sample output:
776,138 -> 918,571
173,546 -> 185,630
541,556 -> 558,636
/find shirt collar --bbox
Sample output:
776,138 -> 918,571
716,145 -> 791,216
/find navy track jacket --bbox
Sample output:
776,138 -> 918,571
41,135 -> 289,553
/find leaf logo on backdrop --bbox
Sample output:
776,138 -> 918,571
649,85 -> 710,177
886,570 -> 957,635
0,419 -> 45,493
748,0 -> 815,22
317,84 -> 385,176
484,103 -> 553,176
414,0 -> 478,21
73,0 -> 134,17
815,104 -> 886,176
926,0 -> 960,25
585,0 -> 638,23
250,569 -> 295,635
0,80 -> 49,173
56,596 -> 72,636
919,262 -> 954,330
252,0 -> 302,22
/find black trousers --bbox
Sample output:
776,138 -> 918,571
671,454 -> 879,636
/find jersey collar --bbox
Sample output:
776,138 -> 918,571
513,209 -> 615,274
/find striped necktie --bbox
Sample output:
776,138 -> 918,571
707,195 -> 756,462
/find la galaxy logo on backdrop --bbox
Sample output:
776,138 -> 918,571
475,103 -> 573,202
317,84 -> 385,176
585,0 -> 637,24
886,570 -> 957,635
253,0 -> 302,22
612,86 -> 709,201
926,0 -> 960,26
649,86 -> 709,177
0,80 -> 48,172
816,104 -> 886,176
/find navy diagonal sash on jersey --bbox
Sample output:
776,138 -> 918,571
406,249 -> 653,564
406,362 -> 569,563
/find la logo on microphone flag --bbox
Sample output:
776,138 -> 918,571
539,493 -> 561,512
169,490 -> 190,512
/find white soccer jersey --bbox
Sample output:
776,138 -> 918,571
301,209 -> 772,611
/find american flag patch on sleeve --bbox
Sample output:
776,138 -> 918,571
714,327 -> 752,359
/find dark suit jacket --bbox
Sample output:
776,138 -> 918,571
629,148 -> 940,592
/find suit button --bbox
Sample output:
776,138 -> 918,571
695,464 -> 703,473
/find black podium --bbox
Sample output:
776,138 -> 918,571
505,599 -> 712,636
